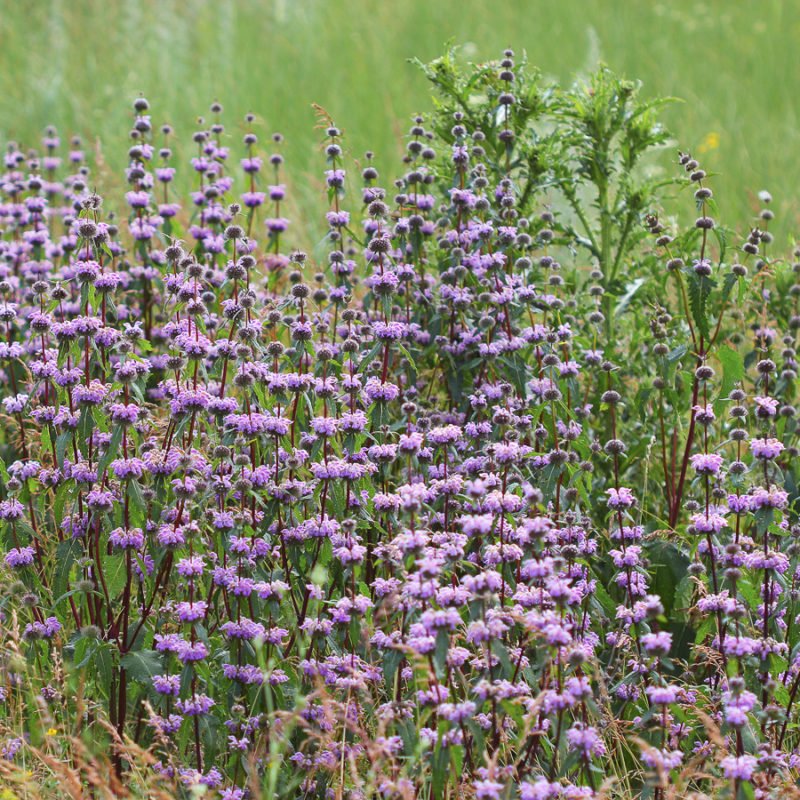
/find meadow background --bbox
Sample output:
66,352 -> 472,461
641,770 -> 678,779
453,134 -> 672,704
1,0 -> 797,240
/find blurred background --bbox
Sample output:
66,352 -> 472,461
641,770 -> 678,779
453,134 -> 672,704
1,0 -> 797,240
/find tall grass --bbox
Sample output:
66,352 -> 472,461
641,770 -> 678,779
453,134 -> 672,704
0,0 -> 797,240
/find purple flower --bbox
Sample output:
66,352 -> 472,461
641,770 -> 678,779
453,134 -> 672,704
176,693 -> 215,716
5,546 -> 35,568
754,396 -> 779,418
0,499 -> 25,520
174,601 -> 207,623
606,487 -> 636,509
108,527 -> 145,550
152,674 -> 180,696
473,779 -> 504,800
720,754 -> 757,781
566,723 -> 606,758
690,453 -> 724,475
641,631 -> 672,656
749,437 -> 784,460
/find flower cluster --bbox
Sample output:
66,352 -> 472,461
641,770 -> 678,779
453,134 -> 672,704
0,51 -> 798,800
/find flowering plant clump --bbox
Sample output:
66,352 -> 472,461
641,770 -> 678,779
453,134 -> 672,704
0,48 -> 799,800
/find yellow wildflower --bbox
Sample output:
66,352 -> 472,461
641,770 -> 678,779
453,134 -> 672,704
698,131 -> 720,153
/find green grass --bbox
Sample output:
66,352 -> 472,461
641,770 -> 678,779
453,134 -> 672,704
2,0 -> 798,241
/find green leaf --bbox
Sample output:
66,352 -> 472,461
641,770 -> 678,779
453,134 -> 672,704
96,425 -> 124,479
370,402 -> 388,429
328,479 -> 345,518
694,615 -> 716,645
592,580 -> 618,617
120,649 -> 162,684
433,629 -> 450,678
673,575 -> 694,616
54,539 -> 82,603
78,408 -> 96,448
54,482 -> 72,527
717,345 -> 744,400
667,344 -> 687,363
127,480 -> 146,529
357,340 -> 383,373
40,424 -> 52,456
55,431 -> 72,470
503,354 -> 530,396
685,270 -> 712,340
615,276 -> 646,316
646,541 -> 689,617
103,553 -> 128,598
737,579 -> 761,611
93,643 -> 113,698
720,270 -> 739,303
430,740 -> 449,800
395,342 -> 417,374
383,648 -> 403,694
